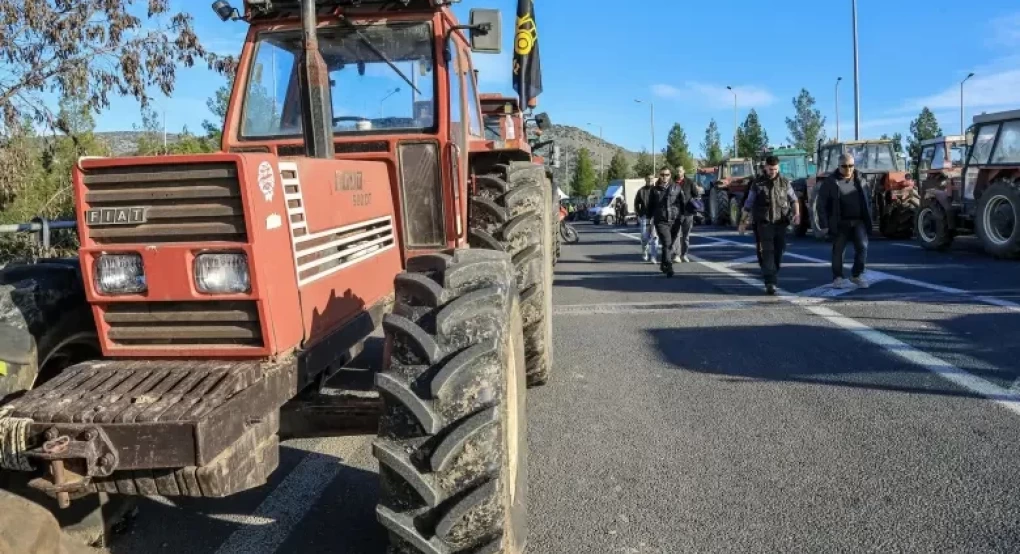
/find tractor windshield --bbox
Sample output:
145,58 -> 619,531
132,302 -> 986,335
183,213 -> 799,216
776,156 -> 809,179
726,163 -> 752,178
240,21 -> 437,139
845,143 -> 899,172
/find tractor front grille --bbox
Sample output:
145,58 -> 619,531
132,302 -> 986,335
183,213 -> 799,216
82,163 -> 247,245
103,301 -> 263,348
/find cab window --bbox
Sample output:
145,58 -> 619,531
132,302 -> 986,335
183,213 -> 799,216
464,59 -> 482,138
990,121 -> 1020,164
918,145 -> 936,172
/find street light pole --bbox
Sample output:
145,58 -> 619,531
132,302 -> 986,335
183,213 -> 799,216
835,76 -> 843,141
852,0 -> 861,140
726,86 -> 737,157
634,99 -> 656,169
587,122 -> 604,183
961,72 -> 975,135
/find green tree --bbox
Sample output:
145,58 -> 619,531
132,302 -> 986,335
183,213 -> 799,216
606,150 -> 630,181
633,149 -> 655,178
785,88 -> 827,153
701,119 -> 725,165
737,110 -> 769,158
907,107 -> 943,168
202,80 -> 233,145
663,123 -> 696,174
0,1 -> 234,136
880,132 -> 905,154
571,148 -> 597,198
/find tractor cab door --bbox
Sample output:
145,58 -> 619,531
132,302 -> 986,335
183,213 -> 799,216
961,122 -> 1001,209
443,32 -> 480,248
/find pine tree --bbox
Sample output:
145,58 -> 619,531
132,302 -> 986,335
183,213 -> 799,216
880,132 -> 905,154
907,107 -> 942,165
571,148 -> 598,199
633,149 -> 655,178
701,119 -> 725,166
606,150 -> 630,181
737,109 -> 769,159
663,123 -> 696,174
785,88 -> 827,153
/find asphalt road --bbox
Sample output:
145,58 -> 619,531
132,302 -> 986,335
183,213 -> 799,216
80,221 -> 1020,553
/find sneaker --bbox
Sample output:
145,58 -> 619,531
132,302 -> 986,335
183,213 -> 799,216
681,255 -> 691,263
832,277 -> 846,289
673,254 -> 682,263
641,251 -> 649,262
851,276 -> 868,288
765,284 -> 776,295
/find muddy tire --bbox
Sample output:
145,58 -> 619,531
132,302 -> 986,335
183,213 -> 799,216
470,162 -> 554,387
975,180 -> 1020,259
881,188 -> 920,239
794,196 -> 809,237
712,188 -> 730,226
374,248 -> 527,554
915,198 -> 954,251
810,190 -> 829,240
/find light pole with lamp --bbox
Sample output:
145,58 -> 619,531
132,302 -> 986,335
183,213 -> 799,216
835,76 -> 843,141
634,99 -> 655,169
587,122 -> 605,183
726,86 -> 737,157
960,72 -> 975,135
852,0 -> 861,140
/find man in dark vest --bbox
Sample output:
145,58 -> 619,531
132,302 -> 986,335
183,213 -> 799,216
817,152 -> 873,289
737,155 -> 800,295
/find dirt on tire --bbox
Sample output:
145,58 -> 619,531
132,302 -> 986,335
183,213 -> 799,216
374,248 -> 527,554
975,180 -> 1020,259
469,162 -> 554,387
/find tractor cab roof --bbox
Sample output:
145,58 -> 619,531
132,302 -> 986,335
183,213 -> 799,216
972,109 -> 1020,125
831,139 -> 895,146
240,0 -> 445,20
725,157 -> 751,163
921,135 -> 966,147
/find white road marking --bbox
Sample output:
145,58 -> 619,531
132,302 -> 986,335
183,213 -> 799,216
722,254 -> 761,267
214,438 -> 368,554
613,229 -> 1020,417
891,242 -> 923,249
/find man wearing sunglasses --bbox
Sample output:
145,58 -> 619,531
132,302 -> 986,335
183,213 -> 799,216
817,152 -> 873,288
648,166 -> 699,277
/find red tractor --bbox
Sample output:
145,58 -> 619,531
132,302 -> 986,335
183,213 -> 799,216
0,1 -> 556,552
707,158 -> 756,226
915,110 -> 1020,257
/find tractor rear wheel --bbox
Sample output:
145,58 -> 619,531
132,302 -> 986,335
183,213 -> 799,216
975,180 -> 1020,259
712,188 -> 730,226
794,196 -> 809,237
375,249 -> 527,554
810,191 -> 829,240
915,198 -> 954,251
470,163 -> 553,387
881,188 -> 920,239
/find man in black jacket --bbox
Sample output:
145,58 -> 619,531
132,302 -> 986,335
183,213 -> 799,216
671,165 -> 702,264
634,174 -> 658,262
817,152 -> 873,289
647,166 -> 701,276
737,155 -> 800,295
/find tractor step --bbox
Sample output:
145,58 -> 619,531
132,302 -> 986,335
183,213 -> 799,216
3,358 -> 298,501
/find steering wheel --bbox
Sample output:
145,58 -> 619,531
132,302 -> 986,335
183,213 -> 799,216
333,116 -> 371,125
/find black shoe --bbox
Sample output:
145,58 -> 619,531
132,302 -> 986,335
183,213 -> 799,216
765,284 -> 776,295
665,265 -> 675,278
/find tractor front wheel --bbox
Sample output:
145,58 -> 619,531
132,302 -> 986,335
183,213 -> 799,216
975,180 -> 1020,259
915,198 -> 954,251
881,188 -> 920,239
375,249 -> 528,554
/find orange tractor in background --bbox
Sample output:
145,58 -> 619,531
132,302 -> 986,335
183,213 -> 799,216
706,158 -> 756,226
0,1 -> 556,552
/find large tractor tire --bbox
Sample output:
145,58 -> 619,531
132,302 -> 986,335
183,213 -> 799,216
880,188 -> 920,239
0,490 -> 95,554
470,163 -> 554,387
975,180 -> 1020,259
915,198 -> 955,251
712,188 -> 730,226
794,197 -> 809,237
810,191 -> 829,240
374,249 -> 528,554
729,195 -> 742,228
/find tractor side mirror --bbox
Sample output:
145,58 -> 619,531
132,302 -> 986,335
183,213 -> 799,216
966,131 -> 975,146
469,9 -> 502,54
534,112 -> 552,131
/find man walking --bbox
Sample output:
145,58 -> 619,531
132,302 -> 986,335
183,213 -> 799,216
737,155 -> 800,295
817,152 -> 872,289
671,165 -> 702,264
634,174 -> 659,262
647,166 -> 686,277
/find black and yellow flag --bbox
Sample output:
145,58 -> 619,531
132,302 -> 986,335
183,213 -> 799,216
512,0 -> 543,107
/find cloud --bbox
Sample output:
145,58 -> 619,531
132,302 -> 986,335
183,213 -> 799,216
988,11 -> 1020,47
897,69 -> 1020,113
651,82 -> 776,109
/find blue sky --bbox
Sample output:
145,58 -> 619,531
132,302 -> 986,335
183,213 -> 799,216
93,1 -> 1020,157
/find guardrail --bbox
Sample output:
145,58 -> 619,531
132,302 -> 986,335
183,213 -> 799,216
0,218 -> 78,264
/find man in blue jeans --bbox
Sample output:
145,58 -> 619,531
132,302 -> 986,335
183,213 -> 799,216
817,152 -> 873,288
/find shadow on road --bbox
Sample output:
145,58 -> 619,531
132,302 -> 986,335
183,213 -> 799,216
647,312 -> 1020,401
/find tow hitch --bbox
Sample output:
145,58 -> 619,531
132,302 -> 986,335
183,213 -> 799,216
25,426 -> 118,508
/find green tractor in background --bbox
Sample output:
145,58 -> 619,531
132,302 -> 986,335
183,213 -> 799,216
759,146 -> 817,236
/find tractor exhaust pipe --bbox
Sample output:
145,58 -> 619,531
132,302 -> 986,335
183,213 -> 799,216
298,0 -> 334,159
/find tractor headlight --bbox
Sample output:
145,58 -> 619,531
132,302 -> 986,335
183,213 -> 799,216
195,252 -> 251,294
95,253 -> 147,295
